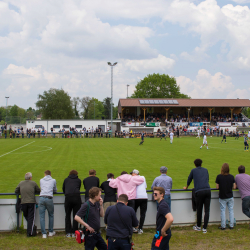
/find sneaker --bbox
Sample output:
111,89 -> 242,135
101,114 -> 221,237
202,228 -> 207,234
71,233 -> 75,238
218,226 -> 226,230
193,225 -> 201,231
48,231 -> 56,237
133,228 -> 138,233
229,227 -> 234,230
66,233 -> 71,238
138,229 -> 143,234
42,234 -> 47,239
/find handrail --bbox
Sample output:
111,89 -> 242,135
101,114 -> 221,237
0,188 -> 220,196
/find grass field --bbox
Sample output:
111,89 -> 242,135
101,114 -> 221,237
0,135 -> 248,194
1,224 -> 250,249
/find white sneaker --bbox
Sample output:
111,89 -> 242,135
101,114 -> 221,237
66,233 -> 71,238
202,228 -> 207,234
48,231 -> 56,237
133,228 -> 138,233
42,234 -> 47,239
138,229 -> 143,234
71,233 -> 75,238
193,225 -> 201,231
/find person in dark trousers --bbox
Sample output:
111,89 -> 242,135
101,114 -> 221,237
15,172 -> 40,237
151,187 -> 174,250
75,187 -> 107,250
183,158 -> 211,233
104,194 -> 139,250
139,131 -> 145,145
62,170 -> 82,238
100,173 -> 117,214
132,170 -> 148,234
83,169 -> 100,201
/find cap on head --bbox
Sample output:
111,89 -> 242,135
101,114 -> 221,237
160,166 -> 168,173
130,169 -> 139,175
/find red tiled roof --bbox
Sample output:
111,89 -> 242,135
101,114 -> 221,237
118,98 -> 250,112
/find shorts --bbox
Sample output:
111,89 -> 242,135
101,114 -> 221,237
203,140 -> 207,144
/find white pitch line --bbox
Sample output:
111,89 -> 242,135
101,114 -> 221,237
0,141 -> 35,158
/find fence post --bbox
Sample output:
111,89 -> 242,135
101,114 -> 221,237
16,193 -> 20,232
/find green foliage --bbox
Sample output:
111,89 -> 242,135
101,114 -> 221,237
242,107 -> 250,118
9,105 -> 18,117
86,98 -> 104,119
131,73 -> 190,99
36,88 -> 74,119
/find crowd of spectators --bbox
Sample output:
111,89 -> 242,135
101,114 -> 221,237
15,161 -> 250,249
122,112 -> 245,124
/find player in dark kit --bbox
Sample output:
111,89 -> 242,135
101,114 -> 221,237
160,130 -> 167,141
221,134 -> 227,143
235,131 -> 239,140
139,131 -> 145,145
244,134 -> 249,152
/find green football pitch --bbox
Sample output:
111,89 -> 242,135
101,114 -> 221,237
0,136 -> 248,194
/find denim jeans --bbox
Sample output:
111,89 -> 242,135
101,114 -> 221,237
164,194 -> 171,212
39,197 -> 54,235
219,197 -> 234,228
242,196 -> 250,218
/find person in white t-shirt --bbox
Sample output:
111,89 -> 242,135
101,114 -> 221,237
170,132 -> 174,144
131,169 -> 148,235
248,131 -> 250,139
107,126 -> 109,132
200,134 -> 208,149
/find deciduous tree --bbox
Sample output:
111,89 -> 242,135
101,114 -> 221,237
131,73 -> 189,99
36,88 -> 74,119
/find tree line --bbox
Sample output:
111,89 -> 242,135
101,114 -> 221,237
1,73 -> 193,123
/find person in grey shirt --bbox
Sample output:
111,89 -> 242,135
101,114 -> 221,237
39,170 -> 57,239
151,166 -> 172,211
15,172 -> 40,237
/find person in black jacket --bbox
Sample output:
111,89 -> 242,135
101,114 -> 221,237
83,169 -> 100,201
100,173 -> 117,213
62,170 -> 82,238
104,194 -> 138,250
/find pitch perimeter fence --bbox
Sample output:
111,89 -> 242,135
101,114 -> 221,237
0,189 -> 249,232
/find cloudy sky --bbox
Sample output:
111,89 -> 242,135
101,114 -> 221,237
1,0 -> 250,109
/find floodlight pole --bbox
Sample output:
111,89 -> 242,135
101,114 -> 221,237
107,62 -> 118,137
127,84 -> 130,98
5,97 -> 9,122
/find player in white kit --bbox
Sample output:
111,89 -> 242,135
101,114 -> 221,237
170,131 -> 174,144
196,128 -> 200,139
200,134 -> 208,149
248,130 -> 250,139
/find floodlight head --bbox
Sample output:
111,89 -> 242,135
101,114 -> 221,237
114,62 -> 118,66
107,62 -> 111,66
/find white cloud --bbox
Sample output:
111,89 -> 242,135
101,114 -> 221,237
231,0 -> 250,3
176,69 -> 236,98
123,54 -> 175,72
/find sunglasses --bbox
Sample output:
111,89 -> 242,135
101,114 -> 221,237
153,193 -> 159,196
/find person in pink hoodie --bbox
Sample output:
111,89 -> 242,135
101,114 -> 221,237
109,171 -> 144,210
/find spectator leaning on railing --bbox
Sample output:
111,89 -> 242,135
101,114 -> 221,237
235,165 -> 250,220
216,163 -> 236,230
62,170 -> 82,238
151,166 -> 172,211
39,170 -> 57,239
183,159 -> 211,234
15,172 -> 40,237
109,171 -> 144,210
83,169 -> 100,201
